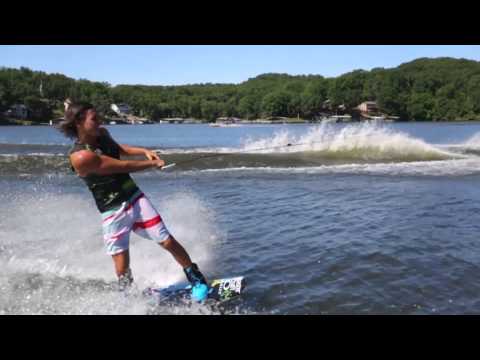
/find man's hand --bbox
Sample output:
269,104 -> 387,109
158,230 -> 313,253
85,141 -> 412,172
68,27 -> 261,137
144,149 -> 161,161
152,159 -> 166,168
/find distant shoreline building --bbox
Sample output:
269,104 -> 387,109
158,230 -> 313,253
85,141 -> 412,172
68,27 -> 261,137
357,101 -> 379,114
5,104 -> 29,119
111,103 -> 132,117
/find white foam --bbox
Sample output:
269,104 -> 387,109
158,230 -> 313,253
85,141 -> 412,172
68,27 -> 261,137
463,132 -> 480,149
0,190 -> 224,314
192,157 -> 480,177
0,193 -> 110,280
241,122 -> 458,159
127,190 -> 224,288
0,153 -> 64,157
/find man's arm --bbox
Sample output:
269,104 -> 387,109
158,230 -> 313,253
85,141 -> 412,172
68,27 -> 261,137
71,150 -> 164,177
101,128 -> 160,160
119,143 -> 161,160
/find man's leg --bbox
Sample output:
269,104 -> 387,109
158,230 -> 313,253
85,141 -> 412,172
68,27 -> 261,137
130,195 -> 207,286
112,249 -> 130,276
159,236 -> 207,285
112,250 -> 133,290
159,235 -> 192,268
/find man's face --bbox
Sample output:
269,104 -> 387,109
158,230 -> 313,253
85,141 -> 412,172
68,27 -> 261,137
82,109 -> 101,135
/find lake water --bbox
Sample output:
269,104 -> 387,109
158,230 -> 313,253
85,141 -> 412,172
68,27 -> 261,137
2,121 -> 480,314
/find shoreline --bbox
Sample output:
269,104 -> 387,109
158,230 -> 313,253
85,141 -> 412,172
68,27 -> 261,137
3,119 -> 480,126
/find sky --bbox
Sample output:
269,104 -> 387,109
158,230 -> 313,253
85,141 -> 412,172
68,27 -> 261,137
1,45 -> 479,86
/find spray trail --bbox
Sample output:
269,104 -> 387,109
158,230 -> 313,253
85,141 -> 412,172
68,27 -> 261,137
242,122 -> 458,161
0,188 -> 225,314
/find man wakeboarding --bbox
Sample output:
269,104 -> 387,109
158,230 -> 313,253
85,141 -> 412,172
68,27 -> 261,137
58,99 -> 208,295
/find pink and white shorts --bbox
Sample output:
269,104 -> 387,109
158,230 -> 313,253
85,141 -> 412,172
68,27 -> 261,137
100,191 -> 171,255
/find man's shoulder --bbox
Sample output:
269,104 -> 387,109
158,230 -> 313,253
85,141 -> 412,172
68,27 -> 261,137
70,149 -> 100,175
99,127 -> 111,138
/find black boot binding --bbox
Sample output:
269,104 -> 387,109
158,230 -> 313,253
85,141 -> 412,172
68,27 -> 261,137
184,263 -> 207,286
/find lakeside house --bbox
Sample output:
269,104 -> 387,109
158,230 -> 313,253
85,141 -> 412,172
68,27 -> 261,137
322,115 -> 353,123
310,100 -> 399,122
215,117 -> 241,124
209,117 -> 242,127
355,101 -> 399,121
159,117 -> 186,124
110,103 -> 155,124
111,103 -> 132,117
357,101 -> 379,114
4,104 -> 29,119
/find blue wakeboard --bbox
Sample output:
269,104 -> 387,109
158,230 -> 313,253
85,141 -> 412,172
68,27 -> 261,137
143,276 -> 246,305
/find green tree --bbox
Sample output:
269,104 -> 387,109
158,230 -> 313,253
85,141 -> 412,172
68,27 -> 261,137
406,92 -> 435,120
201,100 -> 221,121
261,91 -> 291,117
24,95 -> 52,120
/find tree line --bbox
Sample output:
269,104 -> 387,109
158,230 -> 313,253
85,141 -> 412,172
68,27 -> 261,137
1,57 -> 480,122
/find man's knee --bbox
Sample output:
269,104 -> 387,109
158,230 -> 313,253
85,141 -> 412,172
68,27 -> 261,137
159,236 -> 175,249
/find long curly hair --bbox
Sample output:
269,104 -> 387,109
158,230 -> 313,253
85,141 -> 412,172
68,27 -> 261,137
57,100 -> 95,139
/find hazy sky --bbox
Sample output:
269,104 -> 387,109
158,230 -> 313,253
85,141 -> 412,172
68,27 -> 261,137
1,45 -> 479,86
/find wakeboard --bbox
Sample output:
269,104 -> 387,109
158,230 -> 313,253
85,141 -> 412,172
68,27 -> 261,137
143,276 -> 246,305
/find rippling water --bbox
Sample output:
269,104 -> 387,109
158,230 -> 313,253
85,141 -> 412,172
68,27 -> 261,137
2,121 -> 480,314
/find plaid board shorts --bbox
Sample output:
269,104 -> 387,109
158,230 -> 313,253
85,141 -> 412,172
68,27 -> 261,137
100,190 -> 171,255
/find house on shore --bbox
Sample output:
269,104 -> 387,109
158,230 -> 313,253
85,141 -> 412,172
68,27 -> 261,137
110,104 -> 151,124
4,104 -> 29,119
160,117 -> 185,124
357,101 -> 387,120
111,103 -> 132,117
215,117 -> 241,124
356,101 -> 399,121
357,101 -> 379,114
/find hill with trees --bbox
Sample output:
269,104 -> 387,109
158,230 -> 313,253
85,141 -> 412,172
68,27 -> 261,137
1,57 -> 479,123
